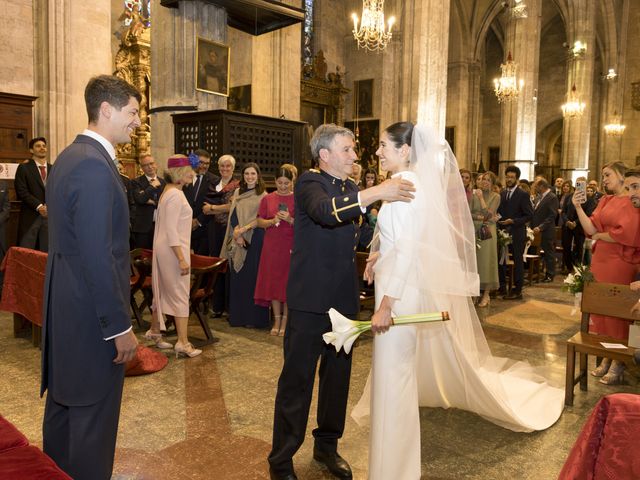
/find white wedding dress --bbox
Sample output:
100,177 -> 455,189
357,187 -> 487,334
354,127 -> 564,480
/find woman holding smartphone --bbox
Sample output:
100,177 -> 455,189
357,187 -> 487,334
255,166 -> 296,335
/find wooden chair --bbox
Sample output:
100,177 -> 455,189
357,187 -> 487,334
355,252 -> 375,311
129,248 -> 153,329
524,230 -> 542,285
188,254 -> 227,346
564,282 -> 639,406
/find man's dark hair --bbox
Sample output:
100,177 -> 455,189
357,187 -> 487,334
194,149 -> 211,159
536,177 -> 549,189
505,165 -> 521,179
29,137 -> 47,149
85,75 -> 142,124
625,168 -> 640,178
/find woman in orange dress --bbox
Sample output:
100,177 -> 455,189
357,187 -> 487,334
573,161 -> 640,384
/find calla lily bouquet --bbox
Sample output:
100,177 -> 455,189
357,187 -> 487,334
323,308 -> 450,354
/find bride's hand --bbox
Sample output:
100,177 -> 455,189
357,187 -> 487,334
364,252 -> 379,284
371,305 -> 392,334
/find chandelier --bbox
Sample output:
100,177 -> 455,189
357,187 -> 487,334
604,112 -> 626,136
511,0 -> 528,18
493,52 -> 523,103
352,0 -> 395,52
562,85 -> 586,118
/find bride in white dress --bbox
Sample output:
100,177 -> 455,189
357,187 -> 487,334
357,123 -> 564,480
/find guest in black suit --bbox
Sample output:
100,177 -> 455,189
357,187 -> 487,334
131,154 -> 165,249
41,75 -> 139,480
531,178 -> 560,282
561,176 -> 597,270
183,149 -> 219,255
498,166 -> 533,299
268,124 -> 415,480
0,180 -> 10,295
14,137 -> 52,251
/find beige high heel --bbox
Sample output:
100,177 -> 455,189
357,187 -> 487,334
270,315 -> 282,336
174,342 -> 202,358
591,358 -> 612,377
599,360 -> 624,385
144,330 -> 173,349
477,295 -> 490,308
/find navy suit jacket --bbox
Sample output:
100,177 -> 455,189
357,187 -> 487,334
532,191 -> 559,239
131,174 -> 165,233
497,186 -> 533,243
41,135 -> 131,406
287,169 -> 372,315
14,158 -> 51,242
184,171 -> 220,229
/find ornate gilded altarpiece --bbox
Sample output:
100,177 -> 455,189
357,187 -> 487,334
113,1 -> 151,178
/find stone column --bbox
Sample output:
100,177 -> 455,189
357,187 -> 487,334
398,0 -> 450,136
498,0 -> 541,180
150,1 -> 227,168
33,0 -> 113,158
252,23 -> 301,120
446,61 -> 481,168
560,0 -> 596,180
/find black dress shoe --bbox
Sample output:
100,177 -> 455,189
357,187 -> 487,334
269,467 -> 298,480
313,449 -> 353,479
503,291 -> 523,300
542,275 -> 554,283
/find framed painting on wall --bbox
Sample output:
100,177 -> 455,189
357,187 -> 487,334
196,37 -> 230,97
353,79 -> 374,118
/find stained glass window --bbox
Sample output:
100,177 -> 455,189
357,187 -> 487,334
302,0 -> 314,70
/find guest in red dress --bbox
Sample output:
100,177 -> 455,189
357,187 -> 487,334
573,161 -> 640,384
255,166 -> 296,336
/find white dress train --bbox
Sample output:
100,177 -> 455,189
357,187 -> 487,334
355,170 -> 564,480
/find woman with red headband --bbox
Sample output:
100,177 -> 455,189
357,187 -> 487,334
146,154 -> 202,358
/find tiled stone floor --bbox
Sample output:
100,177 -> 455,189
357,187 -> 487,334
1,279 -> 638,479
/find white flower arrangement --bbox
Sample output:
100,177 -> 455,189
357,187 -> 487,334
322,308 -> 450,354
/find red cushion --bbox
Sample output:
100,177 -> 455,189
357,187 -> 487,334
0,445 -> 72,479
0,416 -> 28,452
125,345 -> 169,376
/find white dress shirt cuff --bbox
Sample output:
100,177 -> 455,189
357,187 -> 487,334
104,326 -> 132,341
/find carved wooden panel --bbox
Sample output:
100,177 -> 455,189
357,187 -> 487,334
173,110 -> 305,180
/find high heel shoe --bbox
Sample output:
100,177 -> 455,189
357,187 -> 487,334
591,358 -> 612,377
278,317 -> 287,337
144,330 -> 173,349
599,360 -> 624,385
270,315 -> 282,336
477,296 -> 490,308
174,342 -> 202,358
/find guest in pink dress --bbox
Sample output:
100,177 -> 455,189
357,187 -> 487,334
145,154 -> 202,359
573,161 -> 640,384
255,166 -> 296,336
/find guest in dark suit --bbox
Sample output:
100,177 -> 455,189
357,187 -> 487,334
14,137 -> 51,251
131,154 -> 165,248
41,75 -> 139,480
498,166 -> 533,299
183,149 -> 219,255
0,180 -> 11,295
268,124 -> 415,480
561,176 -> 597,270
531,178 -> 560,282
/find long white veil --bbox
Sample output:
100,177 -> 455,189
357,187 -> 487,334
353,124 -> 564,433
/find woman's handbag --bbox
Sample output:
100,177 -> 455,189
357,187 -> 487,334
477,222 -> 492,241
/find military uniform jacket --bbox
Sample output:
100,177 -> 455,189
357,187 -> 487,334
287,169 -> 372,316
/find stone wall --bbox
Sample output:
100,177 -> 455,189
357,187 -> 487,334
0,0 -> 34,96
621,3 -> 640,166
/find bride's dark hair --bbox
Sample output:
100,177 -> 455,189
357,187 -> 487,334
385,122 -> 414,148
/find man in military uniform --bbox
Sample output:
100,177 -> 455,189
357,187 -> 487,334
268,124 -> 415,480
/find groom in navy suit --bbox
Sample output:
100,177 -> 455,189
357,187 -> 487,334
41,75 -> 140,480
497,166 -> 533,299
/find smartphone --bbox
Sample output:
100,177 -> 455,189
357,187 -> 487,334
575,180 -> 586,204
278,203 -> 288,212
